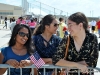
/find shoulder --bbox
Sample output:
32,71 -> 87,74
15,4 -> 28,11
52,34 -> 61,39
87,32 -> 97,40
32,35 -> 40,40
88,32 -> 97,38
0,46 -> 11,54
1,46 -> 9,51
52,35 -> 61,42
32,35 -> 41,44
60,35 -> 70,44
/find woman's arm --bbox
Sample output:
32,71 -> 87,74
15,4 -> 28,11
55,59 -> 88,73
0,52 -> 7,74
56,59 -> 78,67
42,58 -> 52,64
77,61 -> 88,66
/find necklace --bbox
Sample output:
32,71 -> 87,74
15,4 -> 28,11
12,47 -> 26,56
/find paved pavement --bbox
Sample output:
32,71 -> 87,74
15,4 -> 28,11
0,24 -> 11,48
0,24 -> 100,75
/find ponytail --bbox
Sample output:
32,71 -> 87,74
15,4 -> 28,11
33,25 -> 42,35
33,14 -> 55,35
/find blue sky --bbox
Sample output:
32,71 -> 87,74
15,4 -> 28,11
0,0 -> 100,17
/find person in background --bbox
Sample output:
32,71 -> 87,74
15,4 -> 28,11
9,17 -> 16,30
0,24 -> 34,75
59,17 -> 67,38
63,25 -> 68,35
3,17 -> 7,29
28,18 -> 36,33
90,20 -> 96,33
52,12 -> 99,75
96,19 -> 100,38
9,18 -> 12,30
16,17 -> 22,24
16,17 -> 26,24
32,14 -> 61,75
12,17 -> 15,22
34,18 -> 38,25
26,17 -> 30,25
10,18 -> 12,23
10,18 -> 16,33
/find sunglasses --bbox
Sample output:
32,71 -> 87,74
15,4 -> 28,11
18,32 -> 29,38
54,23 -> 59,27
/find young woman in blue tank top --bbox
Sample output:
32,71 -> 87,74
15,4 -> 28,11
0,24 -> 34,75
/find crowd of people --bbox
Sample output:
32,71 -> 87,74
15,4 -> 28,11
0,12 -> 99,75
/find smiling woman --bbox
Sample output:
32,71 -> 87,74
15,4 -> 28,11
0,24 -> 34,75
52,12 -> 99,75
32,14 -> 61,75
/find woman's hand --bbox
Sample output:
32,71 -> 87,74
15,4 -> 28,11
76,63 -> 88,73
6,59 -> 20,68
20,60 -> 32,68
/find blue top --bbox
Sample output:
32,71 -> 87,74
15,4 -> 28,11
33,34 -> 61,72
33,34 -> 61,58
1,46 -> 31,75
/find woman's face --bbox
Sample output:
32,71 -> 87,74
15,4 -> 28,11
15,27 -> 29,45
46,19 -> 59,34
67,20 -> 81,36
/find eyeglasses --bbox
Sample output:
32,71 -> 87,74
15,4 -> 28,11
54,23 -> 59,27
18,32 -> 29,38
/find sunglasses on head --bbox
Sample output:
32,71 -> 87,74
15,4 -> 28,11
54,23 -> 59,27
18,32 -> 29,38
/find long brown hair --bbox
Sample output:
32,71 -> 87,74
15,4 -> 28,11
33,14 -> 56,35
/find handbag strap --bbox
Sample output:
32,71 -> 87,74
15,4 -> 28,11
64,35 -> 70,59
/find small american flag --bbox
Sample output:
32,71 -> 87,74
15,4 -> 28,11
30,52 -> 45,68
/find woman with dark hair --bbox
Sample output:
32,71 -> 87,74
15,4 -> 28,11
0,24 -> 34,75
52,12 -> 99,75
33,14 -> 61,75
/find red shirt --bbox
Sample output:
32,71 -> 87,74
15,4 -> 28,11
63,26 -> 67,31
96,21 -> 100,29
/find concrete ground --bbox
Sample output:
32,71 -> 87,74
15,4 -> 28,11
0,24 -> 11,48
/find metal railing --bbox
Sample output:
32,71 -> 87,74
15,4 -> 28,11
22,0 -> 70,18
28,0 -> 69,16
0,64 -> 100,75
